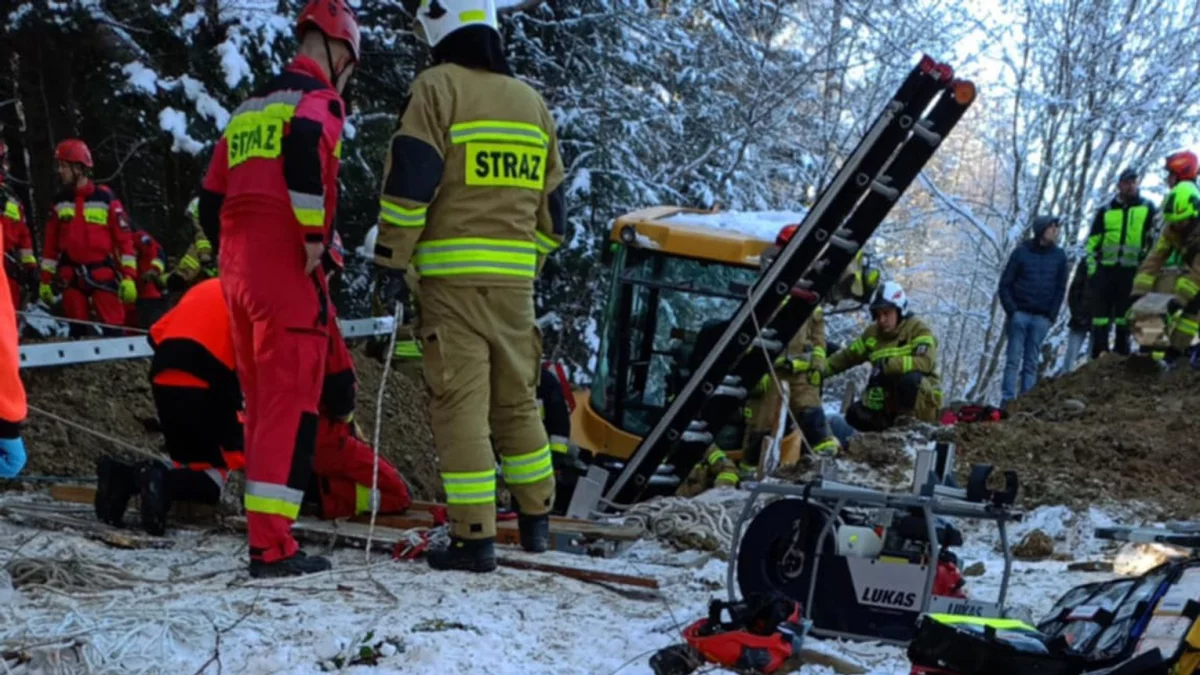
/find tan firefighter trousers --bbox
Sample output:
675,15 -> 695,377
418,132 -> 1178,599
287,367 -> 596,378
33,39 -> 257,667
417,281 -> 555,540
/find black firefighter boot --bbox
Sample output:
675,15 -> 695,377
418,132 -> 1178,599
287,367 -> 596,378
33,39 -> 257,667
428,537 -> 497,573
94,456 -> 138,527
137,461 -> 171,536
249,550 -> 333,579
518,514 -> 550,553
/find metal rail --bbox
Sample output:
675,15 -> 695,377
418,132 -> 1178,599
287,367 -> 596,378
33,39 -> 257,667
18,316 -> 396,369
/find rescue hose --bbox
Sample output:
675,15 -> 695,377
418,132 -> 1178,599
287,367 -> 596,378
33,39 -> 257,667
365,300 -> 404,561
26,403 -> 165,462
615,496 -> 737,555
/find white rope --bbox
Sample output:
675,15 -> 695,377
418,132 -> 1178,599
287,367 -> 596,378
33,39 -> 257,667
365,301 -> 404,562
26,404 -> 164,462
619,496 -> 736,554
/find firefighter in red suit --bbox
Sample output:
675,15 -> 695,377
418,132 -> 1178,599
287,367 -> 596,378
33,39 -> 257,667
94,276 -> 411,539
197,0 -> 360,577
124,229 -> 168,329
39,139 -> 137,336
0,142 -> 35,313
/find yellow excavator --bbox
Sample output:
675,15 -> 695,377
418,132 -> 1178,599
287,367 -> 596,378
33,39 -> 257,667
567,206 -> 805,495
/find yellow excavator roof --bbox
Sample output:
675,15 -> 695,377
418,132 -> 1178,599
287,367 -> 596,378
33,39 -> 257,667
609,206 -> 779,269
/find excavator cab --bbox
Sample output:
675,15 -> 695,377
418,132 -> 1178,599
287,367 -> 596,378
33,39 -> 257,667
570,207 -> 788,493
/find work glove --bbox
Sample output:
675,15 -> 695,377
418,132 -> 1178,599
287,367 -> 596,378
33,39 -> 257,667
118,278 -> 137,304
372,266 -> 411,311
0,436 -> 27,478
38,282 -> 55,305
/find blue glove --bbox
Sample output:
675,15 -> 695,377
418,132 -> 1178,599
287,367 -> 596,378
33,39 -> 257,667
0,436 -> 26,478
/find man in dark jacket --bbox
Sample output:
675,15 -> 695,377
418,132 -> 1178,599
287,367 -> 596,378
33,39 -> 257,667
1063,259 -> 1090,373
998,215 -> 1068,406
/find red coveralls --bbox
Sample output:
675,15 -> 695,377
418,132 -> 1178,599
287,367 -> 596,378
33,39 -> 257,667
201,55 -> 348,563
124,230 -> 166,328
150,278 -> 411,516
40,181 -> 135,327
0,187 -> 34,312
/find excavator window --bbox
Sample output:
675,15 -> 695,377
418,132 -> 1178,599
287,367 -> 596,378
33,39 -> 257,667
590,245 -> 759,437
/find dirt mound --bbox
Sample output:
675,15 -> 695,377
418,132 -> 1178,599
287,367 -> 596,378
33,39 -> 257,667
954,356 -> 1200,517
13,343 -> 441,499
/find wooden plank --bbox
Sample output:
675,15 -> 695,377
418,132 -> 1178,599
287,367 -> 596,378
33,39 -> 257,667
47,483 -> 216,523
224,516 -> 659,590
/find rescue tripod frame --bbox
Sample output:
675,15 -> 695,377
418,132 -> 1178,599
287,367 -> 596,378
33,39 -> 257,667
594,54 -> 977,510
725,448 -> 1024,646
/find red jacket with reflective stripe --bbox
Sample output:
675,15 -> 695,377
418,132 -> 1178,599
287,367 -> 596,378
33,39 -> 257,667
201,55 -> 344,247
132,230 -> 166,300
40,181 -> 135,283
1,186 -> 34,275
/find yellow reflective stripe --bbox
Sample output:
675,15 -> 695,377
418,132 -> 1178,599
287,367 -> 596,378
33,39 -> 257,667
334,139 -> 343,159
40,259 -> 57,273
196,238 -> 212,253
83,207 -> 108,225
18,251 -> 35,265
706,449 -> 728,466
442,470 -> 496,505
549,434 -> 570,454
243,480 -> 304,520
460,9 -> 486,22
450,120 -> 549,147
355,484 -> 380,514
413,237 -> 538,279
928,614 -> 1036,632
179,255 -> 200,271
911,335 -> 936,347
716,471 -> 740,485
902,355 -> 913,373
3,202 -> 19,220
502,445 -> 554,485
1134,272 -> 1156,290
1176,277 -> 1199,300
120,255 -> 136,269
150,259 -> 165,273
294,208 -> 324,227
394,340 -> 422,358
870,346 -> 911,361
535,231 -> 560,254
290,190 -> 325,228
1177,317 -> 1199,336
379,201 -> 426,228
813,439 -> 839,454
811,346 -> 827,359
848,339 -> 866,355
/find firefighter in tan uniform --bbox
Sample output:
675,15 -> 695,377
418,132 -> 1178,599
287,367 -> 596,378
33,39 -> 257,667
826,282 -> 942,431
1130,151 -> 1200,356
739,224 -> 841,476
677,446 -> 740,497
166,198 -> 217,294
375,0 -> 565,573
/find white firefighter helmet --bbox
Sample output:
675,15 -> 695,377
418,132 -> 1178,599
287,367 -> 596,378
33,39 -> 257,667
869,281 -> 909,317
412,0 -> 499,48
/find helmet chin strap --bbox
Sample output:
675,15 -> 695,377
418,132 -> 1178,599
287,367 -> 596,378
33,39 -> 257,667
322,34 -> 349,90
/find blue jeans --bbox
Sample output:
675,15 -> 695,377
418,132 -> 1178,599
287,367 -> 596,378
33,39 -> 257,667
1002,311 -> 1051,404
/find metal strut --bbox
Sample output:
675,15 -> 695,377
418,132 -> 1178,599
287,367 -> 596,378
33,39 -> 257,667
604,55 -> 977,507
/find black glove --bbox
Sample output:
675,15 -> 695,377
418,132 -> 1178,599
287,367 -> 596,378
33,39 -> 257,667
372,266 -> 411,312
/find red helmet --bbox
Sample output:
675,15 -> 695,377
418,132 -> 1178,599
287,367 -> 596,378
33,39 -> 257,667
776,223 -> 801,247
1166,151 -> 1199,181
55,139 -> 93,168
296,0 -> 361,64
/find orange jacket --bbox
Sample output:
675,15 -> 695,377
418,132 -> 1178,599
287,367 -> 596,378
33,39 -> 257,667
0,268 -> 26,426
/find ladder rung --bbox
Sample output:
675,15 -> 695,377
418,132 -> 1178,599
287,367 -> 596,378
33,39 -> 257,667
795,278 -> 814,289
713,385 -> 748,399
751,337 -> 782,352
870,180 -> 900,200
912,120 -> 942,145
829,236 -> 860,253
687,420 -> 708,431
721,375 -> 742,387
682,430 -> 713,445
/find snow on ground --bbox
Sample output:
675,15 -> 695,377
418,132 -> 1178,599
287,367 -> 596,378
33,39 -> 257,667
0,489 -> 1178,675
660,210 -> 810,242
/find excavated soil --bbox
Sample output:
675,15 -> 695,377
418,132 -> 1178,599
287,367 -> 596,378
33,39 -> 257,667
11,343 -> 441,499
954,357 -> 1200,517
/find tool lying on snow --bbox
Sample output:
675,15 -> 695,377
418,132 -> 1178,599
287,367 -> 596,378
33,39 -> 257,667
729,441 -> 1022,645
649,595 -> 812,675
